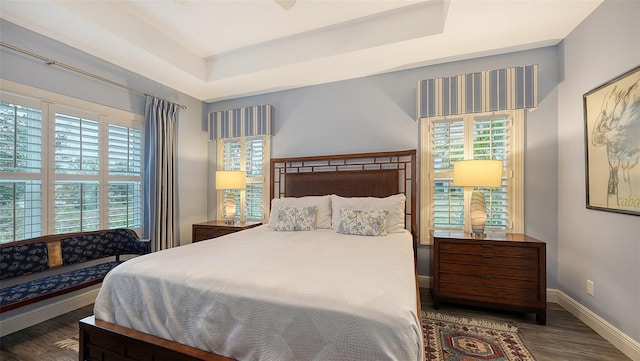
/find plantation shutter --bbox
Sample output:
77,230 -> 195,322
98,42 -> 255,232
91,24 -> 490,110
54,113 -> 100,233
54,114 -> 99,175
472,116 -> 510,230
431,119 -> 465,229
108,125 -> 142,229
0,99 -> 43,241
245,138 -> 264,220
0,101 -> 42,173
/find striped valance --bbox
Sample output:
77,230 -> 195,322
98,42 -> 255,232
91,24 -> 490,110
417,64 -> 538,119
208,104 -> 274,140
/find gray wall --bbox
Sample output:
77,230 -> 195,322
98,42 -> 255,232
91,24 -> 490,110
206,46 -> 562,289
0,19 -> 210,245
557,0 -> 640,342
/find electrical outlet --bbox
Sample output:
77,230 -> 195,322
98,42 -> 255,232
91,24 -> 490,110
586,280 -> 595,296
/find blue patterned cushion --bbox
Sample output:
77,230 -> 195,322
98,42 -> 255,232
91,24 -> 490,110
0,242 -> 49,280
117,229 -> 149,255
61,228 -> 144,264
0,261 -> 122,308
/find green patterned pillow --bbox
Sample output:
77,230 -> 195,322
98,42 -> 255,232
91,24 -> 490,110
275,206 -> 318,231
337,209 -> 388,236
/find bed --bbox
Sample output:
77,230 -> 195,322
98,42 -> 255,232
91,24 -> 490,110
79,150 -> 422,361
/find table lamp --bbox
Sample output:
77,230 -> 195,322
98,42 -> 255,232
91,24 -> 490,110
215,171 -> 246,224
453,159 -> 502,236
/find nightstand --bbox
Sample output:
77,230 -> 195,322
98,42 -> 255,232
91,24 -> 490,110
192,220 -> 261,242
431,231 -> 547,324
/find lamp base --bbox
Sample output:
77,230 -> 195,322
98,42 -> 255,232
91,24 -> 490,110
470,189 -> 487,237
223,191 -> 236,224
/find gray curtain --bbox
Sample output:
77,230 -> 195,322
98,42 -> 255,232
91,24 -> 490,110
143,96 -> 179,251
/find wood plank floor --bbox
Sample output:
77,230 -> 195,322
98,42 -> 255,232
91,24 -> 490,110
0,288 -> 631,360
419,288 -> 630,361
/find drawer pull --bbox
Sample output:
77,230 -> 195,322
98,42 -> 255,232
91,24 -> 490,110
481,244 -> 492,248
481,254 -> 493,258
481,275 -> 492,279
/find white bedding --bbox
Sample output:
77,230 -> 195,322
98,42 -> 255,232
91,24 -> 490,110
94,225 -> 423,361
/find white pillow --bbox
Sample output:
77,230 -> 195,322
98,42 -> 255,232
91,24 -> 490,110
330,194 -> 406,233
268,195 -> 332,229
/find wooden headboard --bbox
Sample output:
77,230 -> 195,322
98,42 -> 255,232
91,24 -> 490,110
270,150 -> 417,240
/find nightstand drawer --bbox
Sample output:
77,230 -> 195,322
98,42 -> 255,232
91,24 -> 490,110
440,242 -> 538,258
440,272 -> 539,290
440,262 -> 538,280
440,251 -> 539,268
439,282 -> 540,306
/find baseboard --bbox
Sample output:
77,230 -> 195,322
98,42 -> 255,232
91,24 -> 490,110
549,289 -> 640,361
418,275 -> 431,289
0,287 -> 100,337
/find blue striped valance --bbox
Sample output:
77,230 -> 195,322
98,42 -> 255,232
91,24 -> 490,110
417,64 -> 538,119
208,104 -> 274,140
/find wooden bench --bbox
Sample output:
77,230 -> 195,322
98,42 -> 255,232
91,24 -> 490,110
0,228 -> 150,313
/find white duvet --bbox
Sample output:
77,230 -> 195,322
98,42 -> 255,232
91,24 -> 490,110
94,226 -> 423,361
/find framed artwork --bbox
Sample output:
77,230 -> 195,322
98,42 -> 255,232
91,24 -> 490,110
583,65 -> 640,216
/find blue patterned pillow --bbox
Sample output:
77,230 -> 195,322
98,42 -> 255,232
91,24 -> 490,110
337,209 -> 388,236
275,206 -> 318,231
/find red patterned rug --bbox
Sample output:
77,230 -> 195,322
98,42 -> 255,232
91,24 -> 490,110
424,312 -> 536,361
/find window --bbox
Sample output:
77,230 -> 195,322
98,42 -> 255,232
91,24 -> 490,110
0,87 -> 143,243
218,136 -> 270,221
420,110 -> 524,242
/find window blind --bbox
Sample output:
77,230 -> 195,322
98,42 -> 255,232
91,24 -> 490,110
0,180 -> 42,242
54,181 -> 100,233
55,114 -> 99,175
0,102 -> 42,173
0,99 -> 43,243
108,182 -> 142,229
108,125 -> 142,176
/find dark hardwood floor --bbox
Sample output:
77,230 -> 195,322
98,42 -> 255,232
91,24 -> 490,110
419,288 -> 630,361
0,288 -> 631,360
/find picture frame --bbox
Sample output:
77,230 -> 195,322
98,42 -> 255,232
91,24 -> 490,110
583,65 -> 640,216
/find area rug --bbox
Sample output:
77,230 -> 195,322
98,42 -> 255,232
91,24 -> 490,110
54,335 -> 79,352
424,312 -> 536,361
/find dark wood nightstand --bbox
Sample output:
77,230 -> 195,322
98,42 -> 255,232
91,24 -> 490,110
431,231 -> 547,324
192,220 -> 262,242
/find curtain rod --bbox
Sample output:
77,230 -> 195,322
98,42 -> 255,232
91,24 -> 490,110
1,41 -> 187,110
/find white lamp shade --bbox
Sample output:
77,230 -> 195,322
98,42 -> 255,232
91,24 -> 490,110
453,160 -> 502,188
215,171 -> 246,190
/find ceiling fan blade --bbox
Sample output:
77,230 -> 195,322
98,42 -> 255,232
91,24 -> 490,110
275,0 -> 296,10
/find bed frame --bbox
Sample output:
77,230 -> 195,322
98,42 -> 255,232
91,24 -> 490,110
79,149 -> 419,361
